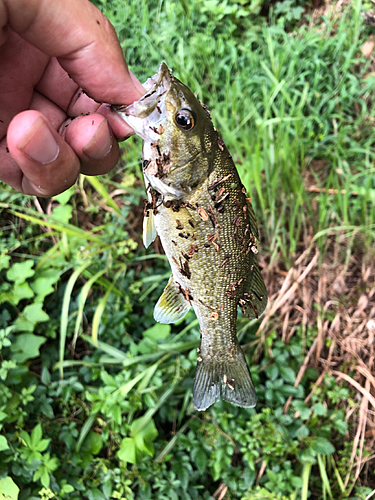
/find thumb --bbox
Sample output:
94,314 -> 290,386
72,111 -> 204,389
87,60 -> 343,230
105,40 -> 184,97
1,0 -> 144,105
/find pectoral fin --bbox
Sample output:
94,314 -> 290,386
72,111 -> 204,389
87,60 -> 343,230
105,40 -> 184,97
240,260 -> 268,319
143,210 -> 158,248
154,275 -> 191,324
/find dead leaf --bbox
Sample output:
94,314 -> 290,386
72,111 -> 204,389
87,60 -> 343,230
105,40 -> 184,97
362,36 -> 374,59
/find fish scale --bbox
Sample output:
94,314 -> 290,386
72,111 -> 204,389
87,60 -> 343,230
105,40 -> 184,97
115,62 -> 267,411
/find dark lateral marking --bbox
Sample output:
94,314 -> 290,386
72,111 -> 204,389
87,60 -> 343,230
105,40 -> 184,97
181,260 -> 191,279
178,232 -> 189,239
188,219 -> 195,228
143,159 -> 151,169
207,205 -> 221,228
5,146 -> 9,153
176,282 -> 193,303
176,219 -> 184,230
233,215 -> 242,226
150,141 -> 161,157
172,240 -> 177,246
198,299 -> 218,311
217,136 -> 225,151
208,174 -> 232,191
0,119 -> 4,123
173,256 -> 191,279
253,290 -> 264,301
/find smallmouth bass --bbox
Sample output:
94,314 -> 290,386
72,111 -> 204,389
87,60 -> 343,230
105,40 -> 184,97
115,63 -> 267,411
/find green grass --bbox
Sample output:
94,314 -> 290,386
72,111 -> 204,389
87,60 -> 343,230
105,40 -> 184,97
1,0 -> 375,499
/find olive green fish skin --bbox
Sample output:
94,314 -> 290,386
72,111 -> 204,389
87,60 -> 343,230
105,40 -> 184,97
115,63 -> 267,411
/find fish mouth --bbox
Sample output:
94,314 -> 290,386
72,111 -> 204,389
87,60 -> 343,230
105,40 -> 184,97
114,62 -> 171,141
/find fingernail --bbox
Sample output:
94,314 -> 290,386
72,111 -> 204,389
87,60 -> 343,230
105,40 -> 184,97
18,116 -> 59,164
83,119 -> 112,160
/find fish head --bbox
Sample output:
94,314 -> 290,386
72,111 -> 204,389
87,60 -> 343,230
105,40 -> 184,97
115,63 -> 215,198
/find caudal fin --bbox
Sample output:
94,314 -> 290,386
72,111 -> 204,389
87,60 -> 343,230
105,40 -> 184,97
193,349 -> 257,411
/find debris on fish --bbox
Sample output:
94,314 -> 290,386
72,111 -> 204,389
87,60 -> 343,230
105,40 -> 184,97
115,63 -> 267,411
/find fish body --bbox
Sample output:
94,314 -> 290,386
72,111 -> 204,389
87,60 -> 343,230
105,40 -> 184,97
115,63 -> 267,411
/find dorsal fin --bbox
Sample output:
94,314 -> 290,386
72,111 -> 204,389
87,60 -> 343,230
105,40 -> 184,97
240,260 -> 268,319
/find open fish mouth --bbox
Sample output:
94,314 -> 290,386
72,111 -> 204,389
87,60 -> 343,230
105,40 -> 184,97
114,62 -> 171,142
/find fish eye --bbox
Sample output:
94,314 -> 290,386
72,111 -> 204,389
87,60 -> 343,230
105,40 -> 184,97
175,109 -> 195,131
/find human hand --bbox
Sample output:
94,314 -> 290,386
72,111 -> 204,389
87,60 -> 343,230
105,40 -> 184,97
0,0 -> 144,196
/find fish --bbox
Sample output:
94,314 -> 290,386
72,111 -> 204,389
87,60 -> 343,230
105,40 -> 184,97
114,62 -> 267,411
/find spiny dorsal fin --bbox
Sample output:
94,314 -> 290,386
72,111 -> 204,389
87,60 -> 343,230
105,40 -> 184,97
143,210 -> 158,248
154,275 -> 191,324
240,260 -> 268,320
193,348 -> 257,411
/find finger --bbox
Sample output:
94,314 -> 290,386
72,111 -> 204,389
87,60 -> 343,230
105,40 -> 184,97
61,113 -> 120,176
6,110 -> 80,196
35,57 -> 136,140
2,0 -> 144,105
0,30 -> 48,138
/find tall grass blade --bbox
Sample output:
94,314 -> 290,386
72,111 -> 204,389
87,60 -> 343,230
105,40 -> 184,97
60,261 -> 92,378
91,267 -> 125,346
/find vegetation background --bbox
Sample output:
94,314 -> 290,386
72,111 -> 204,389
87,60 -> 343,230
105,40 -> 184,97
1,0 -> 375,498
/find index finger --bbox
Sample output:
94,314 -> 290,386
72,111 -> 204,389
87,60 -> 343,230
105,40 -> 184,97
1,0 -> 144,105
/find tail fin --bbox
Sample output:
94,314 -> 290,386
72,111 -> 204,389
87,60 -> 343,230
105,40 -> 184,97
193,349 -> 257,411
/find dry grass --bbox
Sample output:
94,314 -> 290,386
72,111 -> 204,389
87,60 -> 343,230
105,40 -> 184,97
255,233 -> 375,492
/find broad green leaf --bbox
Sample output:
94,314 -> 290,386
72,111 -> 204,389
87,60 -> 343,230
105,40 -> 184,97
53,186 -> 75,205
14,304 -> 49,332
0,435 -> 9,451
295,425 -> 309,440
41,367 -> 51,386
312,403 -> 327,416
0,477 -> 19,500
6,260 -> 35,283
191,447 -> 207,473
81,431 -> 103,455
279,365 -> 296,384
265,364 -> 279,381
31,276 -> 58,302
6,281 -> 35,306
10,334 -> 47,363
0,254 -> 11,271
117,437 -> 137,464
143,323 -> 171,341
311,437 -> 335,456
52,204 -> 73,223
31,423 -> 43,444
36,439 -> 51,452
131,418 -> 158,457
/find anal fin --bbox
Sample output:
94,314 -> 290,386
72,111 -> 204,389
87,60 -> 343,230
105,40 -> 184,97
193,348 -> 257,411
154,275 -> 191,324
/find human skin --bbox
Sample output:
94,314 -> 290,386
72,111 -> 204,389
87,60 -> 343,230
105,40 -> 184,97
0,0 -> 144,196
